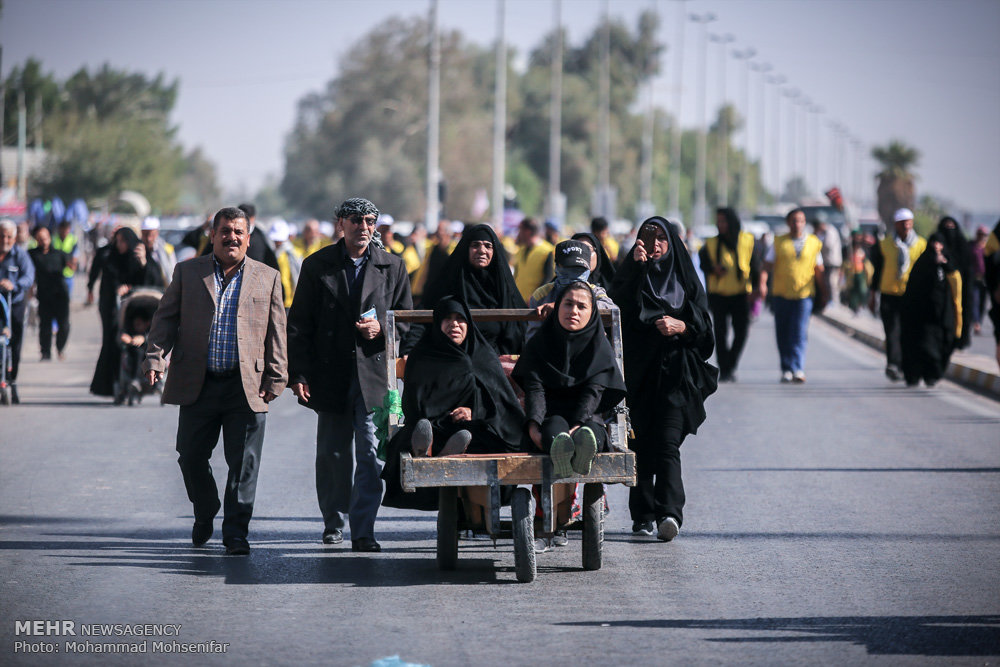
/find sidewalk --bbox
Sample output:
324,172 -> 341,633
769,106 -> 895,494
819,303 -> 1000,398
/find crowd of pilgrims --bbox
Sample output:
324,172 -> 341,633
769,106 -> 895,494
6,202 -> 999,541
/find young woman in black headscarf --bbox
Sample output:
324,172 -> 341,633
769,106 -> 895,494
936,216 -> 973,349
571,231 -> 617,291
610,216 -> 718,543
900,234 -> 963,387
512,281 -> 627,478
382,296 -> 525,510
403,223 -> 526,355
89,226 -> 148,396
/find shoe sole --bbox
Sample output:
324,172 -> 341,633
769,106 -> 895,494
657,519 -> 679,542
571,427 -> 598,475
549,434 -> 575,478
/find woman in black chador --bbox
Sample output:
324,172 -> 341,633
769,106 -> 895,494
935,216 -> 973,350
382,297 -> 524,510
406,223 -> 526,355
900,234 -> 964,387
512,281 -> 627,477
571,231 -> 617,291
610,217 -> 718,543
88,227 -> 148,396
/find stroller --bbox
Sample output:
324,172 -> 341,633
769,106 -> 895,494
0,290 -> 12,405
113,288 -> 163,406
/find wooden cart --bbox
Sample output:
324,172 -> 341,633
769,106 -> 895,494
384,308 -> 636,583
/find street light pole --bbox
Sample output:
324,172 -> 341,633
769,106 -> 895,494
767,74 -> 786,201
597,0 -> 611,217
547,0 -> 563,223
425,0 -> 441,229
809,104 -> 823,198
750,61 -> 771,213
690,12 -> 716,227
491,0 -> 507,230
780,87 -> 799,201
667,0 -> 687,219
709,33 -> 734,207
732,47 -> 755,216
638,0 -> 660,222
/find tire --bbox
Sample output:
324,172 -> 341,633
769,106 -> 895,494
436,487 -> 459,571
0,387 -> 9,406
582,483 -> 605,571
511,487 -> 536,583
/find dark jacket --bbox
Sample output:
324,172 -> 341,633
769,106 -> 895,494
287,239 -> 412,413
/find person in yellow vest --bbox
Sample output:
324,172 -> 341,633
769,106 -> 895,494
868,208 -> 927,381
512,217 -> 555,302
899,234 -> 963,387
759,208 -> 826,383
292,219 -> 332,259
591,217 -> 620,264
269,219 -> 302,310
698,207 -> 760,382
52,220 -> 79,298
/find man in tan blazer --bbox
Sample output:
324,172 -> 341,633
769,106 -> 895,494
144,206 -> 287,555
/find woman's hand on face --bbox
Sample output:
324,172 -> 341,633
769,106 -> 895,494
655,315 -> 687,337
536,302 -> 554,319
450,407 -> 472,422
528,422 -> 543,450
633,240 -> 648,263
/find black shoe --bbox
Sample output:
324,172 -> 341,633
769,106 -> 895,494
885,366 -> 901,382
192,521 -> 213,546
632,520 -> 655,536
223,537 -> 250,555
322,529 -> 344,545
10,384 -> 19,404
351,537 -> 381,552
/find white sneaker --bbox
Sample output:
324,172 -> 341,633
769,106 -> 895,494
657,516 -> 679,542
781,371 -> 793,383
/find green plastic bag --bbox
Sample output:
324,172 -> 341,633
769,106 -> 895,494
373,388 -> 403,462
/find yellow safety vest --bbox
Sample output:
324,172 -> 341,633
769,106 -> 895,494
878,236 -> 927,296
52,232 -> 77,278
513,240 -> 554,302
771,234 -> 823,300
946,270 -> 963,339
704,232 -> 755,296
984,230 -> 1000,258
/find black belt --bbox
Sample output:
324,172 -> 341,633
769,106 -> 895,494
206,368 -> 239,380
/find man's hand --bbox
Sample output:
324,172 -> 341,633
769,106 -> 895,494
85,290 -> 94,306
134,244 -> 147,266
259,390 -> 278,403
449,407 -> 472,422
0,278 -> 13,292
146,370 -> 162,386
868,292 -> 878,314
117,284 -> 131,297
355,318 -> 381,340
536,303 -> 554,319
290,382 -> 310,402
655,315 -> 687,337
633,239 -> 649,263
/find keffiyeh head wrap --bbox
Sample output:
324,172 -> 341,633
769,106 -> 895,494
335,197 -> 379,222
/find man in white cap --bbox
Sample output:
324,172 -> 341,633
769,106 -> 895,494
139,216 -> 177,288
868,208 -> 927,380
268,219 -> 301,309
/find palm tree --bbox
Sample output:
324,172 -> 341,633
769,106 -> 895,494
872,140 -> 920,227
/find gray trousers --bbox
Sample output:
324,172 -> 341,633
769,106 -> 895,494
316,375 -> 382,541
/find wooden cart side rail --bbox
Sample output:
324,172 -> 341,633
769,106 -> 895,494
389,308 -> 619,324
400,451 -> 636,491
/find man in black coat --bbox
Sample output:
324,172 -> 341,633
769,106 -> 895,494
287,197 -> 412,552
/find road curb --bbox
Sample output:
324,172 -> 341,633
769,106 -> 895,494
819,311 -> 1000,399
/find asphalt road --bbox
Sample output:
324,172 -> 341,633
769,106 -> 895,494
1,296 -> 998,666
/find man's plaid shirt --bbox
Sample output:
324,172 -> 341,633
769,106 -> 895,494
207,256 -> 244,373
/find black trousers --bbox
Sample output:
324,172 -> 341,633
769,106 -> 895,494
880,294 -> 904,370
709,293 -> 750,377
539,415 -> 607,454
176,374 -> 266,540
37,294 -> 70,357
4,299 -> 26,382
629,405 -> 685,526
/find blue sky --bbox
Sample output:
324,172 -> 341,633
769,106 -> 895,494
2,0 -> 998,215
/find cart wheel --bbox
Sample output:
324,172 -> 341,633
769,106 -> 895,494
0,386 -> 9,406
436,487 -> 459,571
582,483 -> 604,571
511,487 -> 536,583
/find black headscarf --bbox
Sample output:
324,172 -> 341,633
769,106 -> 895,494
421,223 -> 526,354
512,282 -> 626,414
610,216 -> 717,440
715,207 -> 746,279
571,231 -> 616,290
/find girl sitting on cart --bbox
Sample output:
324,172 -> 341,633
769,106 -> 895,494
381,297 -> 524,509
512,282 -> 627,478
